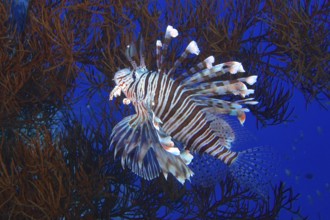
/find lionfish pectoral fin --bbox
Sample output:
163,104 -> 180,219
151,111 -> 181,156
180,150 -> 194,165
228,147 -> 276,196
203,112 -> 235,149
155,128 -> 180,156
110,114 -> 194,184
159,137 -> 180,156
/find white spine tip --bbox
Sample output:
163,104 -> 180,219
165,147 -> 180,156
246,75 -> 258,85
245,101 -> 259,105
177,176 -> 185,185
204,56 -> 215,69
180,150 -> 194,165
243,89 -> 255,97
156,40 -> 162,47
229,62 -> 245,74
165,25 -> 178,38
163,172 -> 168,180
187,41 -> 200,55
231,103 -> 242,109
239,83 -> 248,91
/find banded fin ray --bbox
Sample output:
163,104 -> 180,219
178,56 -> 215,80
188,75 -> 258,89
192,96 -> 256,125
168,41 -> 200,76
191,81 -> 254,98
193,97 -> 257,110
159,25 -> 178,73
181,61 -> 245,86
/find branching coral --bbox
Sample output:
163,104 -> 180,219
0,123 -> 306,219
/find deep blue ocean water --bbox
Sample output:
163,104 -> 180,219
244,90 -> 330,219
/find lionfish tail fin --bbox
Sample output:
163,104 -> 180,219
229,147 -> 276,196
110,114 -> 193,184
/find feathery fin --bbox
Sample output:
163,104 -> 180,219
110,112 -> 193,184
182,61 -> 245,86
229,147 -> 275,195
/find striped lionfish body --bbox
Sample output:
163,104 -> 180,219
110,25 -> 271,188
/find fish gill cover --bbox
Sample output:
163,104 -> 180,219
0,0 -> 328,219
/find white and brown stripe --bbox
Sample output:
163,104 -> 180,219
125,70 -> 239,166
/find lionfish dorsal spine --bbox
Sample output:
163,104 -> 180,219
181,61 -> 245,86
159,25 -> 178,73
156,40 -> 162,71
139,36 -> 146,68
125,43 -> 138,70
168,40 -> 200,76
177,56 -> 215,81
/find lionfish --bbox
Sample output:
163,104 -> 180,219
109,25 -> 271,189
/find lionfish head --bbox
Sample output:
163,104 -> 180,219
113,34 -> 149,88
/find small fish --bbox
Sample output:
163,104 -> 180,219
316,126 -> 323,135
305,173 -> 314,180
109,25 -> 272,190
285,168 -> 291,177
316,190 -> 322,197
307,194 -> 313,205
